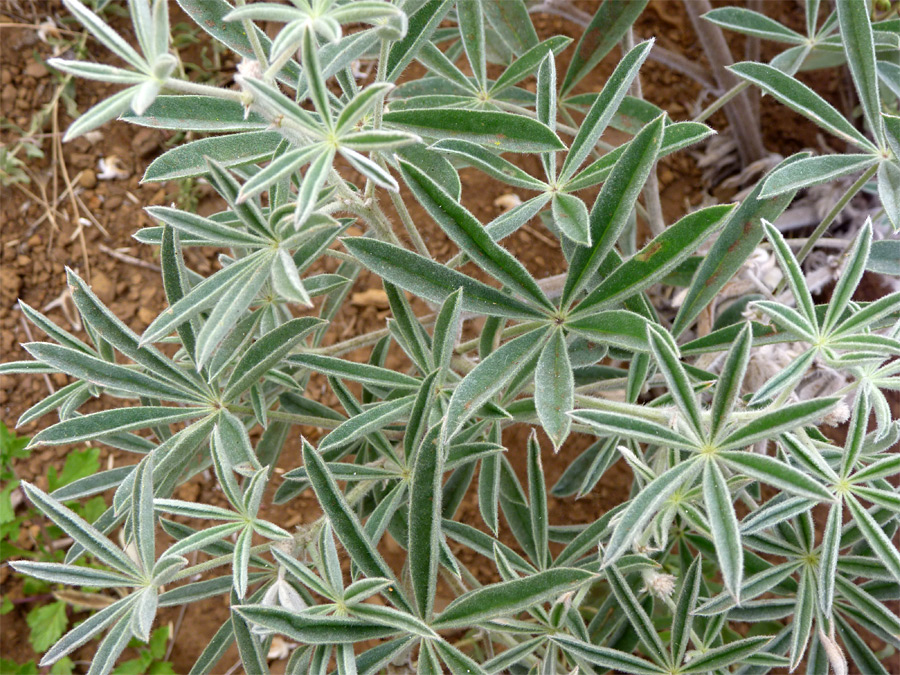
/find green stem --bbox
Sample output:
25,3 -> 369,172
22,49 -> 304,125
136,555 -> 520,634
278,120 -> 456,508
693,81 -> 750,124
234,0 -> 270,74
790,163 -> 878,268
163,78 -> 244,102
455,321 -> 546,354
228,404 -> 341,429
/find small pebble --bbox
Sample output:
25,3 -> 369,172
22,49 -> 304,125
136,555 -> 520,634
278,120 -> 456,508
79,169 -> 97,189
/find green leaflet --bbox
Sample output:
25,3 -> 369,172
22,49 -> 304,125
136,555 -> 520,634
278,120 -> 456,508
143,131 -> 283,182
703,7 -> 805,44
760,154 -> 878,198
728,62 -> 876,151
432,567 -> 593,628
561,115 -> 665,307
558,39 -> 654,183
719,397 -> 841,450
316,394 -> 417,453
570,409 -> 696,450
399,159 -> 553,311
342,237 -> 547,320
561,0 -> 650,95
121,96 -> 268,131
223,317 -> 323,400
301,440 -> 411,611
703,460 -> 743,602
482,0 -> 538,56
564,310 -> 651,353
385,0 -> 454,81
534,329 -> 574,451
602,459 -> 702,566
234,606 -> 399,644
383,109 -> 564,153
443,327 -> 550,443
551,635 -> 666,675
30,406 -> 207,446
835,0 -> 883,147
573,204 -> 734,315
408,426 -> 442,620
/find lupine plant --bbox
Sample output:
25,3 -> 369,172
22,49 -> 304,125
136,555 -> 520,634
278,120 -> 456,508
3,0 -> 900,673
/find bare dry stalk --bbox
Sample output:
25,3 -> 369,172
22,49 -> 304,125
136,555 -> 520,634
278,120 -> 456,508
684,0 -> 766,165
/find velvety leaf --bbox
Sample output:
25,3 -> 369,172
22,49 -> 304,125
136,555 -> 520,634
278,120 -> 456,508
573,204 -> 734,315
443,327 -> 549,442
561,0 -> 650,95
143,131 -> 282,182
433,568 -> 592,628
703,460 -> 743,602
408,426 -> 442,620
728,62 -> 876,150
534,329 -> 574,451
399,159 -> 553,311
342,237 -> 546,320
561,115 -> 665,306
383,109 -> 564,153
